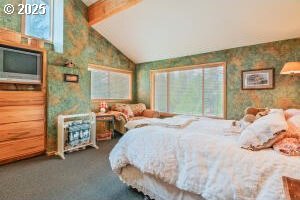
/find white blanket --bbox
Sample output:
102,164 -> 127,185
125,115 -> 198,130
110,118 -> 300,200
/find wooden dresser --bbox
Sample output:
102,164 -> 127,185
0,40 -> 47,164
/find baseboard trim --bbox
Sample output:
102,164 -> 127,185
46,151 -> 56,156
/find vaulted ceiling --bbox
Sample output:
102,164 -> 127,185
82,0 -> 300,64
82,0 -> 99,6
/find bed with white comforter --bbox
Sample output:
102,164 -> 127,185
109,117 -> 300,200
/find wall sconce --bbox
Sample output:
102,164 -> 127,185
280,62 -> 300,76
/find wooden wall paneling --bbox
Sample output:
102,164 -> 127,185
88,0 -> 142,26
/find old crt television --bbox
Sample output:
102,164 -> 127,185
0,46 -> 42,84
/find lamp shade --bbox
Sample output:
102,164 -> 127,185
280,62 -> 300,75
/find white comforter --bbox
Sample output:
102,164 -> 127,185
109,117 -> 300,200
125,115 -> 198,130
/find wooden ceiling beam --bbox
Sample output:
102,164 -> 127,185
88,0 -> 142,26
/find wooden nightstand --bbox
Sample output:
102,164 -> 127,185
95,113 -> 115,141
282,176 -> 300,200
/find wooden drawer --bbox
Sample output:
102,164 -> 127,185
0,105 -> 44,124
96,121 -> 112,133
0,120 -> 44,143
0,91 -> 45,106
96,115 -> 114,121
0,136 -> 45,163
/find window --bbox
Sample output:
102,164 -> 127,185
151,63 -> 226,118
89,65 -> 132,101
24,0 -> 53,41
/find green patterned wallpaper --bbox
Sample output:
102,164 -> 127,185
0,0 -> 21,32
136,38 -> 300,120
0,0 -> 135,152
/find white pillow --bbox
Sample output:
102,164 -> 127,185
239,109 -> 288,150
284,109 -> 300,120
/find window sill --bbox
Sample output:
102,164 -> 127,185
92,99 -> 133,103
21,34 -> 53,44
156,112 -> 225,119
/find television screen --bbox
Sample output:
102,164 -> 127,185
3,51 -> 38,75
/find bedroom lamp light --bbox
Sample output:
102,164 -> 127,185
280,62 -> 300,75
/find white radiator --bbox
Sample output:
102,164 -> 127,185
56,112 -> 98,159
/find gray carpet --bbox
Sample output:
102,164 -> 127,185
0,138 -> 144,200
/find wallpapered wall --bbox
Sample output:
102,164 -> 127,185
136,38 -> 300,119
0,0 -> 135,152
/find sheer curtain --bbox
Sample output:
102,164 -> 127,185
153,65 -> 225,117
169,69 -> 203,115
91,69 -> 131,100
203,66 -> 224,118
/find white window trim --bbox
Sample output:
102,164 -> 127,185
21,0 -> 54,43
89,64 -> 133,102
150,62 -> 227,119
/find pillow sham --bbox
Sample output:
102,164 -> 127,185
238,109 -> 288,150
112,104 -> 134,118
129,103 -> 147,116
284,109 -> 300,120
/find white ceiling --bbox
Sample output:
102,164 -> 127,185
86,0 -> 300,64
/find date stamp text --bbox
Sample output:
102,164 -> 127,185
3,4 -> 47,15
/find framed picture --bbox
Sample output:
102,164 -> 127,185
64,74 -> 79,83
241,68 -> 274,90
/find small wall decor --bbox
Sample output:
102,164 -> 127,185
64,60 -> 75,68
64,74 -> 79,83
242,68 -> 274,90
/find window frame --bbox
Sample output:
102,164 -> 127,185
89,64 -> 133,103
21,0 -> 54,43
150,62 -> 227,119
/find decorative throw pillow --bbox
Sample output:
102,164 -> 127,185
129,103 -> 146,116
273,137 -> 300,156
238,109 -> 288,150
112,104 -> 134,118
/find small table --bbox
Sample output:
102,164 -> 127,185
96,113 -> 115,140
282,176 -> 300,200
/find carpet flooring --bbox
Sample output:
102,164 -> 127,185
0,138 -> 144,200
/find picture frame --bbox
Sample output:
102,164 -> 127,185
241,68 -> 274,90
64,74 -> 79,83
